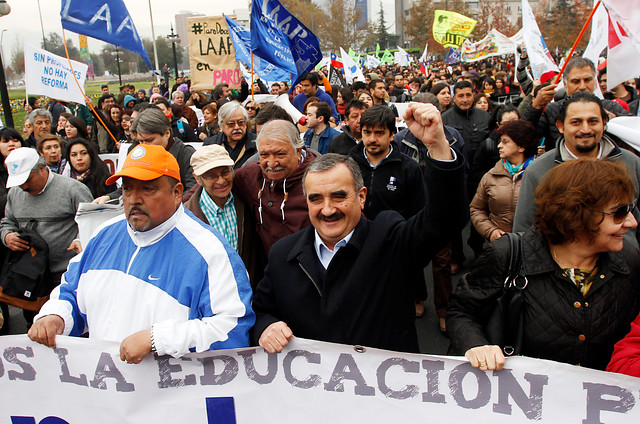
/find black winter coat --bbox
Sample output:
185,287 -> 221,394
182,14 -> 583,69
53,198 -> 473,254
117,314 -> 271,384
442,104 -> 490,167
251,155 -> 467,353
348,141 -> 425,220
447,230 -> 640,370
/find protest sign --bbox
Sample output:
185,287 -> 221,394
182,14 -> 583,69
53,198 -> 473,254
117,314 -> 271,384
24,44 -> 88,103
461,29 -> 519,62
432,10 -> 477,49
2,335 -> 639,423
187,16 -> 240,91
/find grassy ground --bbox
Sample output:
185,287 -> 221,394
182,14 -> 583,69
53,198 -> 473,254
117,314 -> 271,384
3,78 -> 157,137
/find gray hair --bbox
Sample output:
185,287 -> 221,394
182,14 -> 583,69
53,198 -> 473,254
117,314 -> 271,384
29,109 -> 52,123
412,92 -> 441,112
256,119 -> 304,151
171,90 -> 184,100
302,154 -> 364,195
132,107 -> 171,135
31,155 -> 46,171
218,101 -> 248,128
563,57 -> 596,82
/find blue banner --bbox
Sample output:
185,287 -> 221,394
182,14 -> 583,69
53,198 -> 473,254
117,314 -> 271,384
225,16 -> 292,84
250,0 -> 322,86
60,0 -> 153,70
445,47 -> 461,64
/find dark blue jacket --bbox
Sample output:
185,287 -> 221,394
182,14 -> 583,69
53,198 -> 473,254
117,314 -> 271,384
303,125 -> 340,154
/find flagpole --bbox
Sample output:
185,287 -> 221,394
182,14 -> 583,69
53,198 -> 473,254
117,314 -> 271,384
553,1 -> 601,84
61,28 -> 119,149
148,0 -> 161,85
251,52 -> 255,101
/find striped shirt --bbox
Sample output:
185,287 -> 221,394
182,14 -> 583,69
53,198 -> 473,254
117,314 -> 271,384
199,189 -> 239,251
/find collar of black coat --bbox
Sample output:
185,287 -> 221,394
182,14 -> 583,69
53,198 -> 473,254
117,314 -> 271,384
516,230 -> 630,278
286,216 -> 368,264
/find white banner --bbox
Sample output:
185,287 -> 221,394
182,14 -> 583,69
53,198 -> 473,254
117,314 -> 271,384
521,0 -> 559,79
1,335 -> 640,423
24,43 -> 88,103
461,29 -> 519,62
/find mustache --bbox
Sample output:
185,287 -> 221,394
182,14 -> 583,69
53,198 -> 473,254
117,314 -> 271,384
232,129 -> 243,135
318,211 -> 345,222
128,207 -> 149,218
266,166 -> 286,173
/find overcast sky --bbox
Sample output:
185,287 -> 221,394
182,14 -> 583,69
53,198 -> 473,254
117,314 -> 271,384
0,0 -> 395,61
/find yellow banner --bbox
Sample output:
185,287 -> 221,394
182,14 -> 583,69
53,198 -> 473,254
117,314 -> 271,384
186,15 -> 241,91
432,10 -> 477,49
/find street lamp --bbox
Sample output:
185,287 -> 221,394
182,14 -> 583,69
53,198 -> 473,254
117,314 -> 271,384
113,47 -> 122,86
166,24 -> 180,80
0,0 -> 13,128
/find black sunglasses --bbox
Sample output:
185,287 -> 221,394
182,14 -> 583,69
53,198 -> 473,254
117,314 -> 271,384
601,199 -> 637,223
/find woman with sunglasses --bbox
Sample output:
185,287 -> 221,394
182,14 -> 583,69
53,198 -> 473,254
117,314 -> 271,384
448,159 -> 640,372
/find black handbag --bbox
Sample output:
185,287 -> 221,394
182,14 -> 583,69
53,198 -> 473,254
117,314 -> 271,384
484,232 -> 527,356
0,220 -> 51,301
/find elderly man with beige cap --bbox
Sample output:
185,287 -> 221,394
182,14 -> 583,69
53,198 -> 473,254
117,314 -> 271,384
28,144 -> 254,364
184,145 -> 258,283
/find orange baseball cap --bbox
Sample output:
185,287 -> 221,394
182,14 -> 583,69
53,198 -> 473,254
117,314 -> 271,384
106,144 -> 181,185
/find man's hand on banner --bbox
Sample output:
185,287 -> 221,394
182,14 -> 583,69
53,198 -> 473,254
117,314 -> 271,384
259,321 -> 293,354
28,314 -> 65,348
120,328 -> 152,364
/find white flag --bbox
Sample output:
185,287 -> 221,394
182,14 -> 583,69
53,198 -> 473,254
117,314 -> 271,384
602,0 -> 640,89
366,54 -> 381,69
340,47 -> 365,84
521,0 -> 558,79
395,46 -> 412,65
582,0 -> 608,65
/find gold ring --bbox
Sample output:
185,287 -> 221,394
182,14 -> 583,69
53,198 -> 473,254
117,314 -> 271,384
478,361 -> 487,367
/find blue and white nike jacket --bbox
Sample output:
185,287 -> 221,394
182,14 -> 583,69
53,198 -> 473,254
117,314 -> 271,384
36,205 -> 255,357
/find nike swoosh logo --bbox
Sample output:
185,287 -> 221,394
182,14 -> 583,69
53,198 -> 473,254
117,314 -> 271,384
148,275 -> 160,281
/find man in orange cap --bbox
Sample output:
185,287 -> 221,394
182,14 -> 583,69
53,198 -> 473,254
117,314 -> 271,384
28,144 -> 254,363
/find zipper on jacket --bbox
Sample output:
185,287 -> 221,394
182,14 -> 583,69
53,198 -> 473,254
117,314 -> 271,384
298,263 -> 322,296
126,246 -> 141,274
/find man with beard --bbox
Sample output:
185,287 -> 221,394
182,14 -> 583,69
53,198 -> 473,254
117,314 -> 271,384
513,92 -> 640,246
28,144 -> 254,363
203,101 -> 257,169
389,73 -> 411,103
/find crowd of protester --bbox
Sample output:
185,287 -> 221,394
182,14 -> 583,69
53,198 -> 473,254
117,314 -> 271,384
5,52 -> 640,379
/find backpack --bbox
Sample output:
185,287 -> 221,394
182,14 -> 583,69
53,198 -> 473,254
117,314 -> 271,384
0,220 -> 51,303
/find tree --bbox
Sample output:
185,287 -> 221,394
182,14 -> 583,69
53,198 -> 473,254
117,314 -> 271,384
474,0 -> 517,39
10,42 -> 24,74
405,0 -> 441,52
535,0 -> 592,53
317,0 -> 370,52
143,36 -> 185,73
41,32 -> 81,60
374,1 -> 392,50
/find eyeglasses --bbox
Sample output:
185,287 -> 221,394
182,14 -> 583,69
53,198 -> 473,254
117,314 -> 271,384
225,120 -> 246,128
246,107 -> 256,111
200,168 -> 232,181
601,199 -> 637,223
122,117 -> 132,121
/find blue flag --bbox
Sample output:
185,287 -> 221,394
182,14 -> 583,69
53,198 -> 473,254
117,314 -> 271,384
250,0 -> 322,86
60,0 -> 153,70
445,47 -> 461,65
225,16 -> 292,84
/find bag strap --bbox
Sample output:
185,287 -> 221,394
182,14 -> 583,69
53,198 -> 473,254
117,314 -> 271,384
505,232 -> 527,290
